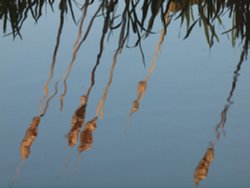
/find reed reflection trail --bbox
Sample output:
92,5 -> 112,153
3,0 -> 248,187
11,2 -> 67,187
77,21 -> 127,156
194,48 -> 248,186
76,1 -> 132,157
95,0 -> 130,120
19,0 -> 71,162
77,1 -> 138,157
14,1 -> 93,186
67,0 -> 111,149
129,0 -> 200,116
39,0 -> 66,116
60,0 -> 100,111
18,0 -> 67,161
130,6 -> 170,116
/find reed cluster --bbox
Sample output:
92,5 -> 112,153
2,0 -> 248,186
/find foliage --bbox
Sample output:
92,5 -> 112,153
0,1 -> 249,54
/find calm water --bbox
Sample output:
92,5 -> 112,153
0,1 -> 250,188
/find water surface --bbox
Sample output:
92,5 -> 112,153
0,1 -> 250,187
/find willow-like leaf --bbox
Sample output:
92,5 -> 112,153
184,18 -> 199,39
201,15 -> 212,47
68,0 -> 76,23
146,0 -> 162,35
141,0 -> 150,28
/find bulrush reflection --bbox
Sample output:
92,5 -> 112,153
20,116 -> 41,160
2,0 -> 249,186
194,146 -> 214,186
77,0 -> 147,153
130,81 -> 147,115
95,48 -> 120,118
96,17 -> 129,118
11,116 -> 41,187
13,2 -> 70,186
66,92 -> 90,148
66,0 -> 115,148
68,96 -> 87,147
19,0 -> 74,158
19,0 -> 68,162
214,105 -> 229,140
78,117 -> 97,153
60,0 -> 97,111
194,42 -> 247,186
39,0 -> 66,116
130,6 -> 170,116
214,48 -> 247,140
76,4 -> 132,155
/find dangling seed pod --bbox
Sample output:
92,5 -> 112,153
194,147 -> 214,186
67,96 -> 87,147
78,117 -> 97,152
137,81 -> 147,99
20,116 -> 41,160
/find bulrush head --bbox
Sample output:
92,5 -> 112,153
20,116 -> 41,160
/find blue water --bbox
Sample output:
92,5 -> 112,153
0,4 -> 250,188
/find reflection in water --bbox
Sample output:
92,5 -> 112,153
78,117 -> 97,153
76,4 -> 133,154
43,80 -> 60,115
19,0 -> 74,163
193,48 -> 247,186
92,0 -> 139,119
67,0 -> 116,148
214,105 -> 228,140
39,0 -> 66,116
62,0 -> 99,147
17,3 -> 67,177
13,1 -> 75,186
1,0 -> 249,187
95,48 -> 119,118
18,0 -> 68,165
130,81 -> 147,115
1,1 -> 250,54
11,116 -> 41,187
0,1 -> 53,38
60,0 -> 97,111
20,117 -> 41,160
0,0 -> 76,39
67,96 -> 87,147
77,10 -> 128,154
215,49 -> 247,140
194,147 -> 214,186
130,5 -> 170,116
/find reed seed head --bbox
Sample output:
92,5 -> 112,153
194,147 -> 214,186
20,116 -> 41,160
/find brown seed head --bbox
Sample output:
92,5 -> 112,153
20,116 -> 41,160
